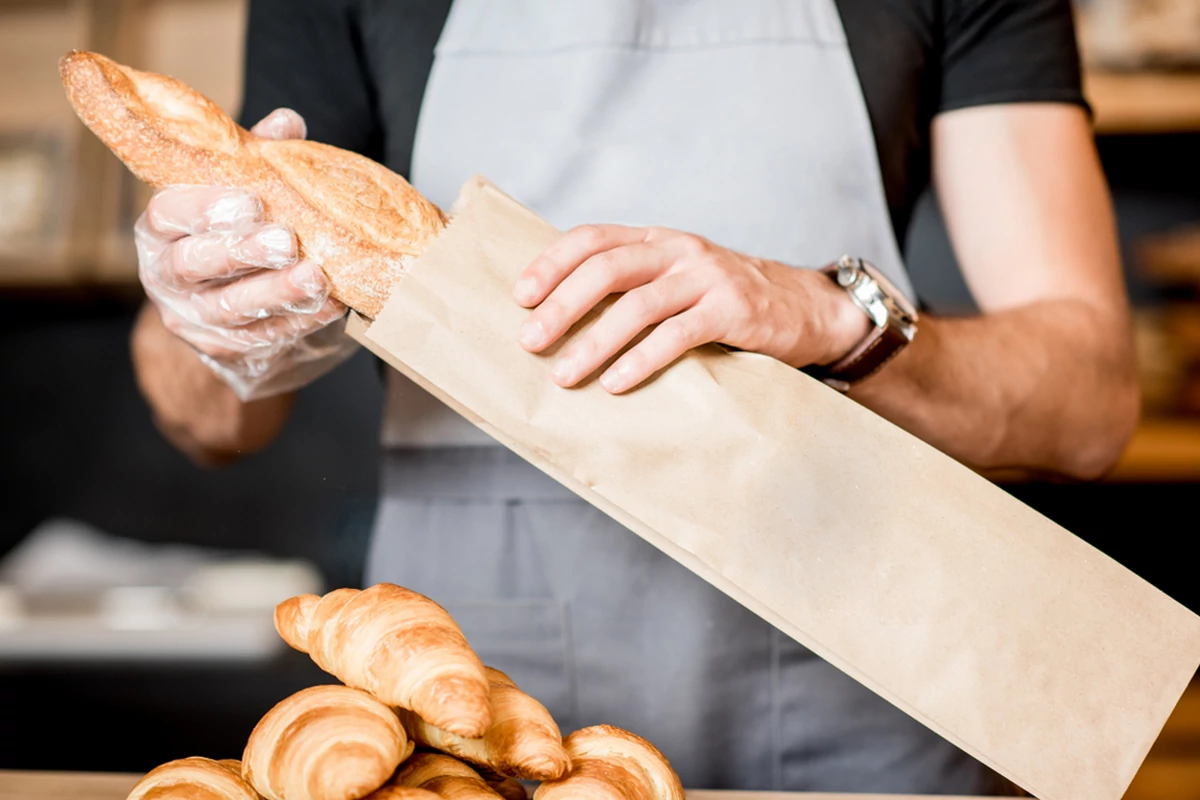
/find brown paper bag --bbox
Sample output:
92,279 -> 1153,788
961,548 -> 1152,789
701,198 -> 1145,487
347,176 -> 1200,800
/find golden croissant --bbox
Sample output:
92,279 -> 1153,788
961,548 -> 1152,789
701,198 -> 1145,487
385,752 -> 505,800
242,685 -> 412,800
360,789 -> 442,800
533,726 -> 685,800
126,757 -> 261,800
482,777 -> 527,800
59,50 -> 445,317
399,667 -> 567,781
275,584 -> 492,738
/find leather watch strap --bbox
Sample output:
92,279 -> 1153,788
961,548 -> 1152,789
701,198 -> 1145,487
815,317 -> 910,387
803,259 -> 916,391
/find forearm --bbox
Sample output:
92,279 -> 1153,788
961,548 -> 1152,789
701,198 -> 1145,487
849,299 -> 1140,479
131,303 -> 296,466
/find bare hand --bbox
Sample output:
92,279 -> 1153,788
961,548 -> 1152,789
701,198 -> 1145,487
513,225 -> 869,393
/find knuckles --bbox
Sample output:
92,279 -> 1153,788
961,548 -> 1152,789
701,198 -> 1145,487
568,224 -> 609,251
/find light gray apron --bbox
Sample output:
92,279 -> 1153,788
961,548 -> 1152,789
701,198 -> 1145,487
367,1 -> 1008,793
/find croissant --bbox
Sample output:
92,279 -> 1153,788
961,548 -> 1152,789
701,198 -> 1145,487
275,585 -> 492,738
483,777 -> 527,800
59,50 -> 445,317
127,757 -> 261,800
398,667 -> 567,781
242,685 -> 412,800
385,753 -> 505,800
533,726 -> 684,800
360,789 -> 442,800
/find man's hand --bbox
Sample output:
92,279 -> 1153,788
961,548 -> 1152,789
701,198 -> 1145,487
513,225 -> 869,393
135,108 -> 355,402
131,108 -> 347,464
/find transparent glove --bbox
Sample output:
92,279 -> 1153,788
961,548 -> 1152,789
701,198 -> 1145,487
133,109 -> 357,401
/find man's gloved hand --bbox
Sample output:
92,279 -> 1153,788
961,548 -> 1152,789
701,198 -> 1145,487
134,108 -> 357,401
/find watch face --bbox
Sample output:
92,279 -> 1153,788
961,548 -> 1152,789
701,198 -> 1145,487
858,261 -> 918,321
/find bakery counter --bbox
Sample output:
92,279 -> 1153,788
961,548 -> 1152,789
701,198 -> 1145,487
0,772 -> 986,800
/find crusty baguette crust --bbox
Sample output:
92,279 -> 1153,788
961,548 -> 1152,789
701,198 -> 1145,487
59,50 -> 445,317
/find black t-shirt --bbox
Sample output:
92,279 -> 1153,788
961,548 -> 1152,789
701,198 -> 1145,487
239,0 -> 1086,247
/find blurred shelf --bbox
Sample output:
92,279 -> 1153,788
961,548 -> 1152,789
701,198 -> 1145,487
1085,69 -> 1200,134
1123,680 -> 1200,800
1125,757 -> 1200,800
984,418 -> 1200,484
0,613 -> 285,664
1139,225 -> 1200,285
1106,417 -> 1200,482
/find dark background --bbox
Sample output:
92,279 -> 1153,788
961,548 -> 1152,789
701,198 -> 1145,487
1,133 -> 1198,772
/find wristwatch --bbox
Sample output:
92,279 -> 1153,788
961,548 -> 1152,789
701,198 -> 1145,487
804,255 -> 919,392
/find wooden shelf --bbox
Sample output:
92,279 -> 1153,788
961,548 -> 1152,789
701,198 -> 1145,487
1126,681 -> 1200,800
984,418 -> 1200,484
1106,417 -> 1200,482
1086,69 -> 1200,135
1139,226 -> 1200,285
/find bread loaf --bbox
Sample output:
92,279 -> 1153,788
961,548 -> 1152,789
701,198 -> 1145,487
59,50 -> 446,317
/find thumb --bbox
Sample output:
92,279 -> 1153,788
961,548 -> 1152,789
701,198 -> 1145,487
250,108 -> 307,141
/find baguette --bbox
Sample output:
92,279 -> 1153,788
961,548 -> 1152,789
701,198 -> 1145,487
59,50 -> 446,318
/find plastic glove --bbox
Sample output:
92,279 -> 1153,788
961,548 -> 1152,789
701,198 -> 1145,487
134,108 -> 357,401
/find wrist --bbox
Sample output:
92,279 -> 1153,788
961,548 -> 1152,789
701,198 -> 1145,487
810,268 -> 873,366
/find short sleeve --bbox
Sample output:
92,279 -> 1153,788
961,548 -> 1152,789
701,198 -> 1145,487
939,0 -> 1089,115
239,0 -> 384,159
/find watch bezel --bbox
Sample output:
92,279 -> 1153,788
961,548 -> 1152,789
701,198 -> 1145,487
836,256 -> 918,337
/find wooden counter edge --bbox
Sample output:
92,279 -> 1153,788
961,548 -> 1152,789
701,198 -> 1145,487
0,771 -> 991,800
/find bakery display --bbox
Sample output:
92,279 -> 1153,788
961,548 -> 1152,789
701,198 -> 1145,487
117,582 -> 682,800
126,757 -> 261,800
58,50 -> 446,318
275,585 -> 492,739
534,726 -> 685,800
397,667 -> 569,781
242,685 -> 411,800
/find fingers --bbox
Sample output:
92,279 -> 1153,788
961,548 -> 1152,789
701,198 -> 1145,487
162,225 -> 298,285
514,224 -> 649,308
141,185 -> 263,241
519,244 -> 673,353
600,305 -> 716,393
549,272 -> 701,387
251,107 -> 308,141
162,296 -> 346,361
189,260 -> 332,327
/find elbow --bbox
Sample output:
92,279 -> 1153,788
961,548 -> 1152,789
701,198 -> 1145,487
1055,371 -> 1142,482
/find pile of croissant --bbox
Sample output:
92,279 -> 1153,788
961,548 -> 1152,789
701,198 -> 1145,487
128,584 -> 684,800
